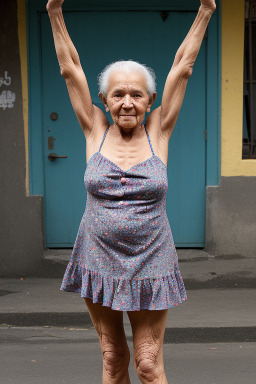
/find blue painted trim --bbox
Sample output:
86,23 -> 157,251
28,4 -> 45,196
47,244 -> 73,248
176,243 -> 205,247
26,0 -> 33,194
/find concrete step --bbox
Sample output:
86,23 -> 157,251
41,248 -> 256,289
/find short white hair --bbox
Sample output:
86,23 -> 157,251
98,60 -> 156,97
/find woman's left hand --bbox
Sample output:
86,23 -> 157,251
200,0 -> 216,12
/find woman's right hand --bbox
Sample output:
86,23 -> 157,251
46,0 -> 64,12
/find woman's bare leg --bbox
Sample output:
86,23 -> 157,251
127,309 -> 168,384
84,298 -> 131,384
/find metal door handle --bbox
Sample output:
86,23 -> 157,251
48,152 -> 68,161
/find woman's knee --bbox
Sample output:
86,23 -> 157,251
84,299 -> 130,377
101,337 -> 130,379
134,341 -> 163,383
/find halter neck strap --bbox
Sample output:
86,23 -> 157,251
98,124 -> 155,156
144,125 -> 155,156
99,125 -> 110,152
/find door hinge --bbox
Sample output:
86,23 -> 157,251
204,130 -> 207,141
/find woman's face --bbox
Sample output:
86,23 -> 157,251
99,71 -> 156,130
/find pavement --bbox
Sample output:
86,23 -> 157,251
0,249 -> 256,342
1,249 -> 256,383
1,330 -> 256,384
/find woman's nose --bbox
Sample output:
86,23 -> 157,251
122,95 -> 133,107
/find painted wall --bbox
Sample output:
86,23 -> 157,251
205,0 -> 256,257
0,0 -> 44,277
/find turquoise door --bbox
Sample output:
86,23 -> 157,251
41,11 -> 206,247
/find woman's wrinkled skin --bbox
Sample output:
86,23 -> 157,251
85,298 -> 168,384
99,71 -> 157,134
97,71 -> 158,171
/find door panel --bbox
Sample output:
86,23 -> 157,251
41,11 -> 206,247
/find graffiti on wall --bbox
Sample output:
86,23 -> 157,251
0,71 -> 16,110
0,71 -> 11,86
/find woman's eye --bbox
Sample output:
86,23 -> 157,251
135,94 -> 141,98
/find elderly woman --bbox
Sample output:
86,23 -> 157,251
47,0 -> 216,383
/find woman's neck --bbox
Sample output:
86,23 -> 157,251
111,123 -> 145,140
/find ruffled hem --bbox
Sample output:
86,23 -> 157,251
60,261 -> 187,311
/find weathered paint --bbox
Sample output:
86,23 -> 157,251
17,0 -> 29,195
222,0 -> 256,176
0,0 -> 44,277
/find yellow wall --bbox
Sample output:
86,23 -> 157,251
222,0 -> 256,176
17,0 -> 29,195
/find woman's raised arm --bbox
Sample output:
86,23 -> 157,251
160,0 -> 216,138
46,0 -> 100,137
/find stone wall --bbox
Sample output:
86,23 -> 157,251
206,177 -> 256,258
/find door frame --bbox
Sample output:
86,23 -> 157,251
27,0 -> 221,246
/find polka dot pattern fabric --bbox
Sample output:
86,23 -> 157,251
60,125 -> 187,311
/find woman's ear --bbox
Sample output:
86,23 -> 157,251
147,92 -> 157,112
99,92 -> 110,112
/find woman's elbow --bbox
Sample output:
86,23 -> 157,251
185,66 -> 193,78
179,63 -> 193,78
60,65 -> 74,79
178,55 -> 194,78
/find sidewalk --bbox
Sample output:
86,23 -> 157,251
42,248 -> 256,288
0,249 -> 256,341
